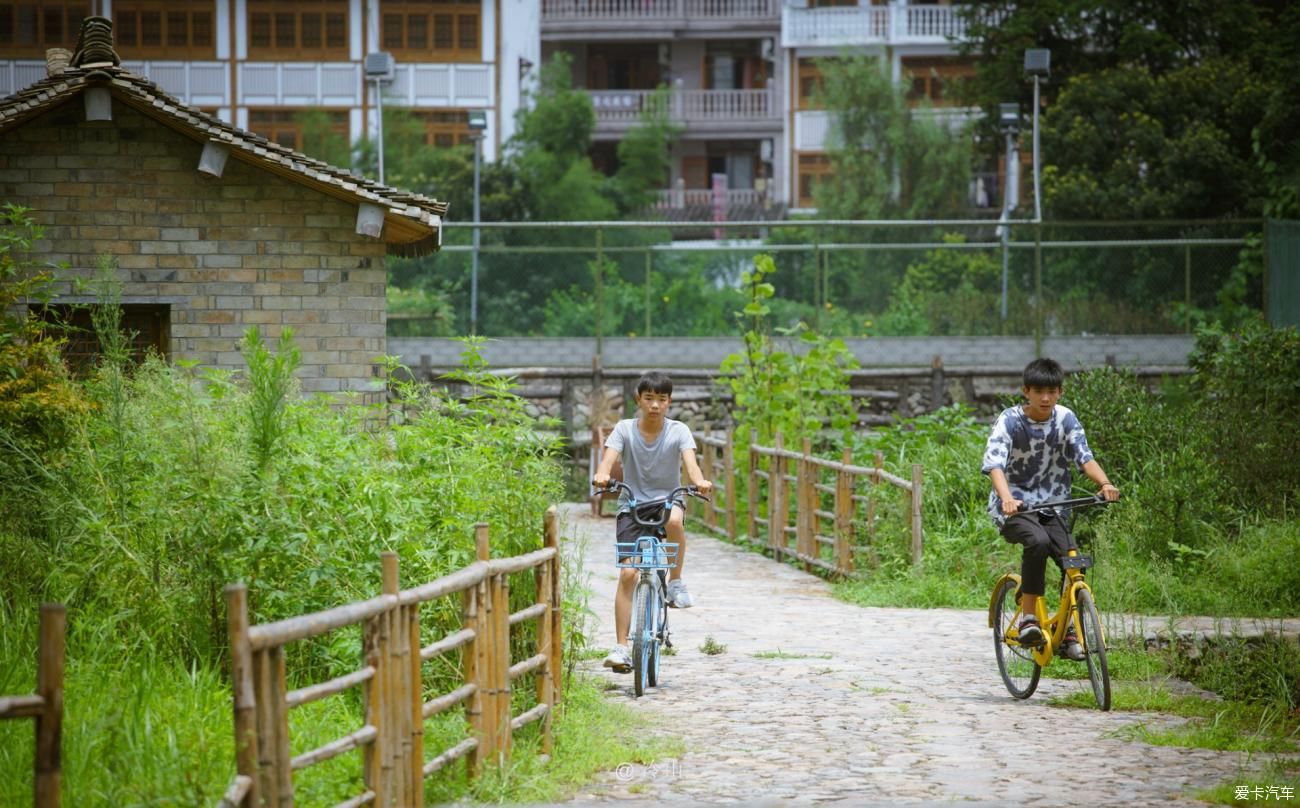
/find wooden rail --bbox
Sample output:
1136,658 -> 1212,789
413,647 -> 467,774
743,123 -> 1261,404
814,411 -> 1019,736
698,430 -> 923,576
220,508 -> 563,807
0,603 -> 65,808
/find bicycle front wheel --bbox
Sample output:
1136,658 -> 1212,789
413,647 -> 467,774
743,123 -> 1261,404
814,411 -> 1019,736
631,580 -> 657,697
1075,587 -> 1111,711
992,577 -> 1040,699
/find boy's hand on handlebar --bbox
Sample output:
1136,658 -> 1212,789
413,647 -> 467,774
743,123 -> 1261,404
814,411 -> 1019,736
1099,483 -> 1120,502
695,480 -> 714,497
592,473 -> 613,490
1001,496 -> 1023,516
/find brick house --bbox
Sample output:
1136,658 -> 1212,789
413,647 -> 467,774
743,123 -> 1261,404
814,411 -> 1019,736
0,20 -> 447,401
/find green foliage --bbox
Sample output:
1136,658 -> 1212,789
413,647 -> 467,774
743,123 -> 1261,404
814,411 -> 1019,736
813,54 -> 972,220
608,86 -> 682,215
1189,320 -> 1300,507
720,255 -> 858,452
385,285 -> 457,336
875,234 -> 1018,336
241,326 -> 301,475
958,0 -> 1300,220
0,203 -> 88,444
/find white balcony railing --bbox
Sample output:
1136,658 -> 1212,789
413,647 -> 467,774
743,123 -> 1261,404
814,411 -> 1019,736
543,0 -> 777,21
655,188 -> 767,208
782,3 -> 971,48
591,88 -> 775,125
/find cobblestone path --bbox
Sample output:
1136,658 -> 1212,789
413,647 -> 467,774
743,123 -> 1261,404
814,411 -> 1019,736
555,503 -> 1292,807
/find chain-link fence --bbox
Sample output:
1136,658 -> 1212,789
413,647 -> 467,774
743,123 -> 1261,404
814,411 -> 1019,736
387,219 -> 1259,339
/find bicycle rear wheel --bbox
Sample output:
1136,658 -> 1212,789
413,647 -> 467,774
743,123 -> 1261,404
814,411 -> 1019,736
631,580 -> 657,697
992,577 -> 1040,699
1075,588 -> 1111,711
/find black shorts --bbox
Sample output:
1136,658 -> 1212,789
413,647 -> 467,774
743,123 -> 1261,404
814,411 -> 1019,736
615,502 -> 683,549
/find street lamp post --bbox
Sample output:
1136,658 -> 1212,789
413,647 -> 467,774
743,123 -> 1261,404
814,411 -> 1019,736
1023,48 -> 1050,354
364,52 -> 395,184
1023,48 -> 1050,223
467,110 -> 488,335
997,102 -> 1021,323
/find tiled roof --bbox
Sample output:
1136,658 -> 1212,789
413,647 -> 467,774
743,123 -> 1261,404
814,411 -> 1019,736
0,64 -> 447,256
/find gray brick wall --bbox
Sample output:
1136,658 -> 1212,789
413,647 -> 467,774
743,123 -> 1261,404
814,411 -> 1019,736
1,99 -> 388,399
391,335 -> 1197,370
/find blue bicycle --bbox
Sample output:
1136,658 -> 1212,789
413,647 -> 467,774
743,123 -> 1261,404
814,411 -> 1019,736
597,481 -> 706,697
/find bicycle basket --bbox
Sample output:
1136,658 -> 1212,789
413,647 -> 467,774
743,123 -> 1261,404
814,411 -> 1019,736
615,538 -> 679,569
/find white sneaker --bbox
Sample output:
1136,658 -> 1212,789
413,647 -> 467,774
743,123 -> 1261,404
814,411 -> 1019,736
666,579 -> 693,609
602,644 -> 631,672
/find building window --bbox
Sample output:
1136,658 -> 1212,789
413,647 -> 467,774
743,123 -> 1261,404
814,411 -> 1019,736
902,56 -> 976,108
411,109 -> 476,148
37,304 -> 170,374
247,109 -> 349,154
0,2 -> 90,57
797,58 -> 830,110
381,0 -> 480,62
114,1 -> 215,59
797,152 -> 831,207
248,0 -> 348,60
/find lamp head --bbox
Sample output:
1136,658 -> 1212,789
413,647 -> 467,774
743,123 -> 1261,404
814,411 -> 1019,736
998,102 -> 1021,135
1023,48 -> 1050,79
467,110 -> 488,132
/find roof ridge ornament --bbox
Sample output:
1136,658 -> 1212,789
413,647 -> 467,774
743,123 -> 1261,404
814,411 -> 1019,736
71,16 -> 121,68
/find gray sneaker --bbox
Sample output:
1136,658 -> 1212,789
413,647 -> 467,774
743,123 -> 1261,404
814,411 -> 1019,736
666,579 -> 693,609
602,644 -> 631,673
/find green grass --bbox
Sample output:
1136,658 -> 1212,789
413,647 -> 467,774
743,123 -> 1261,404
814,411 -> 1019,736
751,649 -> 833,660
1049,681 -> 1300,754
1198,758 -> 1300,805
698,636 -> 727,655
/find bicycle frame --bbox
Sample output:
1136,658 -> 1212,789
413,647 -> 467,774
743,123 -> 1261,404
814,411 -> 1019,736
986,495 -> 1108,666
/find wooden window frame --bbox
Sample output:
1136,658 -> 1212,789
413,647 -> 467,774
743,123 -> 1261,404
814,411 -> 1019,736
114,0 -> 216,60
36,304 -> 170,375
0,2 -> 91,58
902,55 -> 975,108
247,108 -> 349,153
380,0 -> 480,63
797,152 -> 832,208
411,109 -> 476,148
247,0 -> 348,61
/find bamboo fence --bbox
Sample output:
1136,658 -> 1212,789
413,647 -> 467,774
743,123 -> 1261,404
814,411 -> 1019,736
219,507 -> 563,808
0,603 -> 65,808
698,430 -> 923,575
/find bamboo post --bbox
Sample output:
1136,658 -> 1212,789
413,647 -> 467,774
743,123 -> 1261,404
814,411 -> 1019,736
747,441 -> 759,542
910,464 -> 924,568
34,603 -> 64,808
797,437 -> 814,571
723,430 -> 737,542
534,559 -> 554,756
834,448 -> 854,575
270,646 -> 292,806
473,524 -> 496,771
463,524 -> 490,779
253,648 -> 277,805
362,595 -> 384,797
544,506 -> 563,709
408,597 -> 424,806
381,552 -> 403,807
494,567 -> 512,762
700,440 -> 716,532
868,451 -> 883,569
225,585 -> 259,808
768,432 -> 784,555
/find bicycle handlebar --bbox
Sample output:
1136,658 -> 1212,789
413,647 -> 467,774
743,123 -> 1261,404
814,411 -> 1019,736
1016,494 -> 1113,515
592,480 -> 711,526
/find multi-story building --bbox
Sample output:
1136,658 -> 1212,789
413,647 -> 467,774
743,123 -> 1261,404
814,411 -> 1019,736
542,0 -> 988,218
0,0 -> 540,163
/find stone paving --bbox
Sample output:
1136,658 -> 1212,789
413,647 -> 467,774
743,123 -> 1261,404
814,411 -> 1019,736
548,503 -> 1296,807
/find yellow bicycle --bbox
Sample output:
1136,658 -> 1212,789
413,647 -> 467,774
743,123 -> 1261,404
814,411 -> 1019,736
988,495 -> 1113,710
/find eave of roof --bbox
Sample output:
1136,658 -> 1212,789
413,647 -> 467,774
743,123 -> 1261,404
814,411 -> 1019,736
0,65 -> 448,257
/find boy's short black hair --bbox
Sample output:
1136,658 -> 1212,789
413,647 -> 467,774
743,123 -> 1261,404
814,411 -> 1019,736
1023,357 -> 1065,389
636,371 -> 673,397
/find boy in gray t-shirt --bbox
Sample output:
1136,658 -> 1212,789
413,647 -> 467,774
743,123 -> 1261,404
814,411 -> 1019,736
593,371 -> 713,672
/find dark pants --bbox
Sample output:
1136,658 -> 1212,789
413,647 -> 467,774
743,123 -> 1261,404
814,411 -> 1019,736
1000,512 -> 1076,597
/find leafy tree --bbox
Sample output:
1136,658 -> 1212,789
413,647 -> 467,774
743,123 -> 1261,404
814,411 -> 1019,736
957,0 -> 1300,220
813,54 -> 972,220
